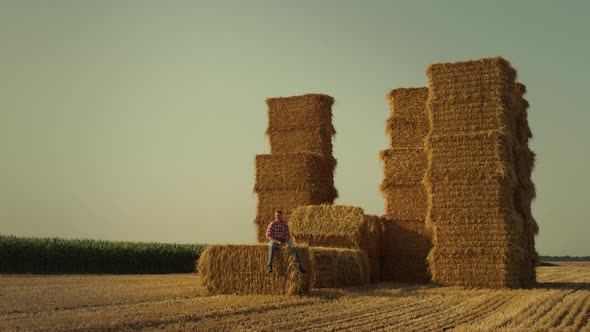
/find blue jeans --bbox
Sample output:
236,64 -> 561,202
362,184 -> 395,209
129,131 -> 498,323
268,240 -> 302,267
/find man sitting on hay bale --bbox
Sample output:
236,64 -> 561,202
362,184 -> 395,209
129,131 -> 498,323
266,210 -> 307,273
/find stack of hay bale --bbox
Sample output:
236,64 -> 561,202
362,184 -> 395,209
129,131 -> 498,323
253,94 -> 338,242
513,83 -> 539,285
379,88 -> 432,283
424,57 -> 534,288
289,205 -> 382,286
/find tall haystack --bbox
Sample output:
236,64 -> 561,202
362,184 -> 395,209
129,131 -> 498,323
379,87 -> 432,283
254,94 -> 338,242
289,204 -> 381,283
198,244 -> 312,295
424,57 -> 536,288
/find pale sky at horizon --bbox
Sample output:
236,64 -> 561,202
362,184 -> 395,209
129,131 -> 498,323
1,1 -> 589,256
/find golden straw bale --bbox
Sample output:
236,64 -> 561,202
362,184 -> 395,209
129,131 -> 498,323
254,153 -> 336,192
427,244 -> 528,288
266,94 -> 334,132
429,180 -> 517,210
197,244 -> 311,295
254,188 -> 337,243
425,131 -> 518,182
267,126 -> 335,156
425,57 -> 518,135
379,148 -> 427,186
289,205 -> 368,250
386,87 -> 429,120
306,247 -> 370,288
382,186 -> 427,220
385,118 -> 429,148
385,88 -> 429,148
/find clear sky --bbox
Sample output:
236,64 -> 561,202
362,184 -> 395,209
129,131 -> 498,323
1,1 -> 588,255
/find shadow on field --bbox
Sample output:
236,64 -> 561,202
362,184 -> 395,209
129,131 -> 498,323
535,282 -> 590,290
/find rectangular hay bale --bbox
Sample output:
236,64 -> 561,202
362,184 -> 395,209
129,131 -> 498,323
267,126 -> 334,156
386,87 -> 429,121
289,205 -> 368,250
266,94 -> 334,132
385,117 -> 429,148
426,131 -> 517,182
379,148 -> 427,186
254,153 -> 336,191
309,247 -> 369,288
197,244 -> 311,295
385,87 -> 429,148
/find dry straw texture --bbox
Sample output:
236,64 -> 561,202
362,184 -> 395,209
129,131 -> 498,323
382,186 -> 427,220
379,148 -> 427,186
381,218 -> 431,283
197,244 -> 311,295
426,57 -> 517,135
385,88 -> 429,148
254,153 -> 336,192
289,205 -> 368,250
309,247 -> 369,288
254,189 -> 337,243
266,94 -> 334,132
424,57 -> 534,288
289,205 -> 381,282
426,131 -> 518,183
267,126 -> 335,156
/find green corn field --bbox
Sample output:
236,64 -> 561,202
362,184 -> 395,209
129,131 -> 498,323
0,234 -> 205,274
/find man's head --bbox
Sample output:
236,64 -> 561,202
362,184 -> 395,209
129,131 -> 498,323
275,210 -> 284,221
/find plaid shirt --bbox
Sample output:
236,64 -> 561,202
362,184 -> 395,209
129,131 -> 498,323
266,220 -> 291,241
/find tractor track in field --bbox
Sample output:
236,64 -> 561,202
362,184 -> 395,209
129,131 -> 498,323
290,297 -> 440,331
1,265 -> 590,331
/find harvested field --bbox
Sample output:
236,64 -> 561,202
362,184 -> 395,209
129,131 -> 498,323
2,264 -> 589,331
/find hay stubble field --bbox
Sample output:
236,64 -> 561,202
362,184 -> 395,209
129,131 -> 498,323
1,263 -> 589,331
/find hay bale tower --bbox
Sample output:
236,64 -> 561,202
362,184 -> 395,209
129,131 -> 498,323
379,88 -> 432,283
424,57 -> 537,288
254,94 -> 338,242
